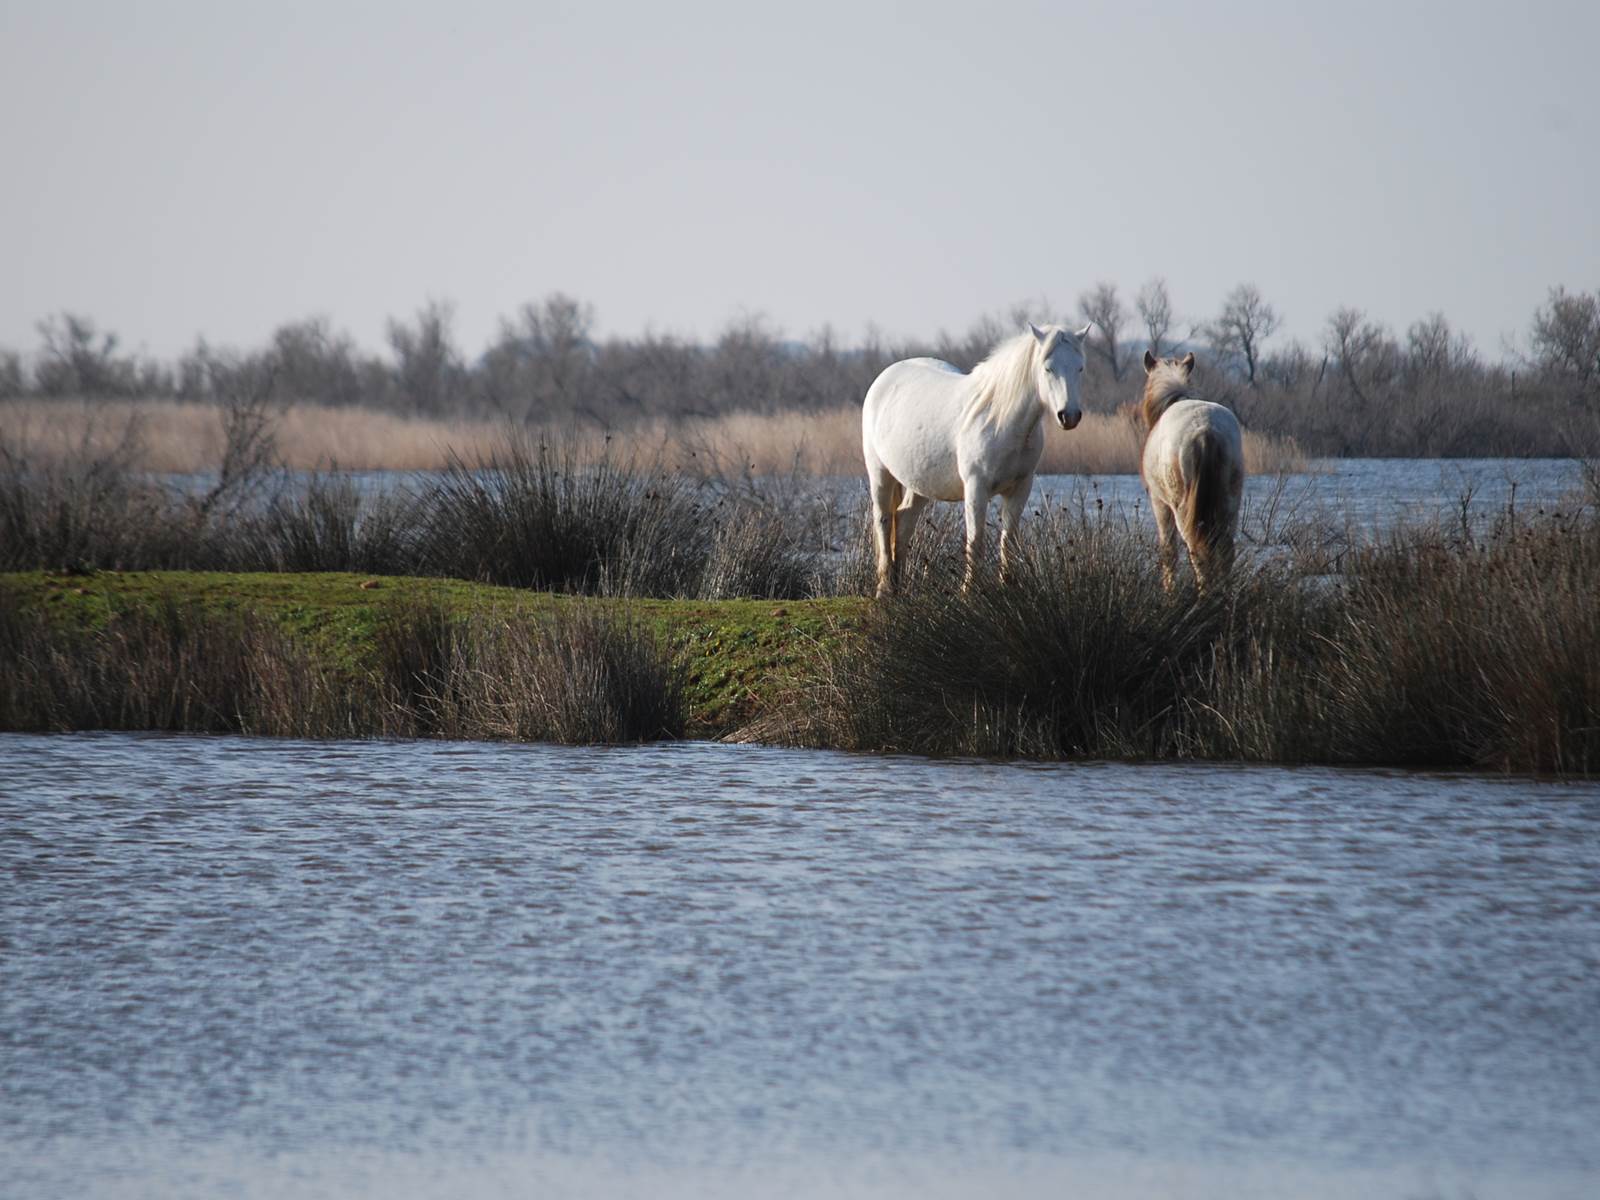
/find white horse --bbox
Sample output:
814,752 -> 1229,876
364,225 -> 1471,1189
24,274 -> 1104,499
1138,350 -> 1245,592
862,323 -> 1091,597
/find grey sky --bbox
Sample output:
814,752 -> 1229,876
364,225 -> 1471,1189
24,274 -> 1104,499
3,0 -> 1597,364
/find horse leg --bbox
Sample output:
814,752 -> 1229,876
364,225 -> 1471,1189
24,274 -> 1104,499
870,470 -> 903,599
1153,499 -> 1179,592
893,491 -> 930,591
961,483 -> 991,594
998,478 -> 1034,584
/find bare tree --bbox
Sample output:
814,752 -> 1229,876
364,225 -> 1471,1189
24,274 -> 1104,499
387,299 -> 464,413
1210,284 -> 1282,386
269,317 -> 368,407
1529,286 -> 1600,398
1324,307 -> 1400,410
33,313 -> 136,396
1405,312 -> 1476,381
481,293 -> 597,419
1078,282 -> 1129,380
0,349 -> 23,397
1136,278 -> 1173,358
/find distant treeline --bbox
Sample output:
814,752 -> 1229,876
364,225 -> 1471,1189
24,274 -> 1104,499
4,282 -> 1598,457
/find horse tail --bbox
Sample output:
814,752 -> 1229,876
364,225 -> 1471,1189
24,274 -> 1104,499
1181,430 -> 1235,556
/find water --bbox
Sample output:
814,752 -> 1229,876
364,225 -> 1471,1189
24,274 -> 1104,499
1034,457 -> 1592,536
172,456 -> 1592,531
4,733 -> 1598,1199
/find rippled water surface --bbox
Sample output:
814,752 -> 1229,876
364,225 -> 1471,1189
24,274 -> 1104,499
3,733 -> 1599,1199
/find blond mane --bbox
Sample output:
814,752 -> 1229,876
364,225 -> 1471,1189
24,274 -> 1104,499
1140,359 -> 1196,435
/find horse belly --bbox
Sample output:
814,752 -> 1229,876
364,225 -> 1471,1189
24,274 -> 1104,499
864,368 -> 968,501
878,429 -> 965,500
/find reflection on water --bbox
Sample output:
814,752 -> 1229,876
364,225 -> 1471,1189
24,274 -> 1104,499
3,733 -> 1598,1199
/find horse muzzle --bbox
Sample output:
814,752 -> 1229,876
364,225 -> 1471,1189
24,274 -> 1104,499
1057,410 -> 1082,431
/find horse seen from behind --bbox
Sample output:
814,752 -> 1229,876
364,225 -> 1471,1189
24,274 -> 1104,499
861,323 -> 1091,598
1138,349 -> 1245,592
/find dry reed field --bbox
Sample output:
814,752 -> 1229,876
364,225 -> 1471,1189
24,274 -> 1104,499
1,399 -> 507,472
3,397 -> 1304,476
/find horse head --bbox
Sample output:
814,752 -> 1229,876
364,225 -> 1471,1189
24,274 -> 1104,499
1030,323 -> 1092,430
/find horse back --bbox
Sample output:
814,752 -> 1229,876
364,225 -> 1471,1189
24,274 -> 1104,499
1142,399 -> 1244,511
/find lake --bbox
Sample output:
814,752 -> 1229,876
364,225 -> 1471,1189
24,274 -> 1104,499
4,732 -> 1598,1199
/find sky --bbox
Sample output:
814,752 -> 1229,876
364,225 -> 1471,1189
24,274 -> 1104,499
3,0 -> 1597,364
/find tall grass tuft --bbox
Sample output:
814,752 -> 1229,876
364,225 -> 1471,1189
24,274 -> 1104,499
364,600 -> 688,743
411,436 -> 712,595
1320,512 -> 1600,771
0,424 -> 184,573
241,473 -> 416,574
408,433 -> 839,599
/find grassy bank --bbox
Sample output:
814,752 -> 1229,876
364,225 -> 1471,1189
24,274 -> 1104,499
0,571 -> 862,740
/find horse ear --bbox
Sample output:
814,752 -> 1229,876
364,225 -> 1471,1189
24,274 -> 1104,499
1029,323 -> 1048,343
1181,351 -> 1196,374
1075,323 -> 1093,343
1143,349 -> 1158,373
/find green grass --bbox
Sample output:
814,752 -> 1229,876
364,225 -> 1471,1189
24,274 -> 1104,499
1,570 -> 864,737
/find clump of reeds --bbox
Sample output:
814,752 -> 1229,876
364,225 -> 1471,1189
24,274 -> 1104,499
775,499 -> 1600,774
0,591 -> 687,744
370,600 -> 685,743
0,425 -> 203,574
410,434 -> 712,595
236,473 -> 416,575
1318,508 -> 1600,771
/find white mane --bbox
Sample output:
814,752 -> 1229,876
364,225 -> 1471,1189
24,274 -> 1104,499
965,332 -> 1042,426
